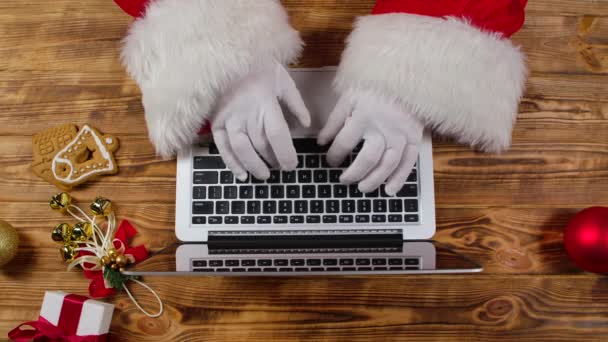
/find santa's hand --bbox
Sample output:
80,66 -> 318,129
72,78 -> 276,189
318,90 -> 423,195
211,62 -> 310,181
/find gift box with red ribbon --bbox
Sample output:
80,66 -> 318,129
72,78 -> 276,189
8,291 -> 114,342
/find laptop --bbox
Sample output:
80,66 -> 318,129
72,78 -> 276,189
124,68 -> 482,276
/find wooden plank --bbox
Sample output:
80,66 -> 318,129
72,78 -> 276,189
1,274 -> 607,341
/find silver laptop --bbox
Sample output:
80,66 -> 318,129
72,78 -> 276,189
125,69 -> 482,276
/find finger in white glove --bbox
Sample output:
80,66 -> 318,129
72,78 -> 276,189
211,62 -> 310,181
318,90 -> 423,195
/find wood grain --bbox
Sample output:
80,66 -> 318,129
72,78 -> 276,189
1,0 -> 608,341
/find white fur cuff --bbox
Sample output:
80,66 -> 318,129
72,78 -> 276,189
335,14 -> 527,152
122,0 -> 303,157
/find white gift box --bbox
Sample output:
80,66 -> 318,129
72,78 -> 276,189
39,291 -> 114,337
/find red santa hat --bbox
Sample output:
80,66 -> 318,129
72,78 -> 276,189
336,0 -> 528,152
115,0 -> 527,156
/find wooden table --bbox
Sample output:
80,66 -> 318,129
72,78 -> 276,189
1,0 -> 607,340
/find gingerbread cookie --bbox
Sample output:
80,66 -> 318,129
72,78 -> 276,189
32,124 -> 119,190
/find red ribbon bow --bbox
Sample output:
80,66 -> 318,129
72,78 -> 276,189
81,220 -> 148,298
8,294 -> 108,342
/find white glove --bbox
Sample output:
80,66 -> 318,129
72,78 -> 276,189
210,62 -> 311,181
318,90 -> 423,195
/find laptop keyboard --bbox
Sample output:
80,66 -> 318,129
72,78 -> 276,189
191,256 -> 421,272
191,138 -> 419,226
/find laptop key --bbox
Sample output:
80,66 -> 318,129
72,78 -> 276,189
311,267 -> 325,272
407,171 -> 417,182
372,259 -> 387,265
247,201 -> 261,214
286,186 -> 300,198
339,215 -> 354,223
404,215 -> 419,222
294,139 -> 329,154
193,202 -> 214,215
356,215 -> 370,223
405,258 -> 420,265
303,185 -> 316,198
404,199 -> 418,212
306,155 -> 320,168
263,201 -> 277,214
390,267 -> 403,271
263,268 -> 278,272
224,186 -> 238,199
389,199 -> 403,212
298,170 -> 312,183
279,268 -> 294,272
216,201 -> 229,215
232,268 -> 246,272
306,215 -> 321,224
268,171 -> 281,183
323,215 -> 337,223
314,170 -> 328,183
279,201 -> 292,214
231,201 -> 245,214
294,201 -> 308,214
326,267 -> 340,272
297,155 -> 304,168
373,200 -> 387,213
241,216 -> 255,224
357,200 -> 371,213
271,185 -> 285,199
193,187 -> 206,199
319,185 -> 332,198
282,171 -> 297,183
311,200 -> 324,214
358,267 -> 372,271
242,260 -> 256,267
374,267 -> 388,271
194,157 -> 225,170
388,215 -> 403,223
226,260 -> 239,267
193,268 -> 214,272
334,185 -> 348,198
273,216 -> 288,224
193,171 -> 219,184
240,186 -> 253,199
225,216 -> 238,224
209,216 -> 223,224
220,171 -> 234,184
192,216 -> 206,225
329,170 -> 342,183
255,186 -> 269,199
397,184 -> 418,197
258,259 -> 272,266
307,259 -> 321,266
323,259 -> 338,266
247,268 -> 262,272
340,259 -> 354,266
356,259 -> 371,265
342,267 -> 357,271
209,186 -> 222,199
209,260 -> 223,267
257,216 -> 271,224
208,144 -> 220,155
289,215 -> 304,224
326,200 -> 339,213
372,215 -> 387,223
291,259 -> 305,266
349,184 -> 363,198
252,177 -> 264,184
365,189 -> 379,198
342,200 -> 356,213
193,260 -> 207,267
389,259 -> 403,265
274,259 -> 289,266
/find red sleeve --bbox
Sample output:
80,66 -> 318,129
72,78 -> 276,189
372,0 -> 526,38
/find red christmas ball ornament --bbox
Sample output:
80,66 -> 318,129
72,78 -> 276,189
564,207 -> 608,274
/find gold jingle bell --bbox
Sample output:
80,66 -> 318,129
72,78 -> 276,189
51,223 -> 72,242
60,242 -> 79,262
115,254 -> 128,267
50,193 -> 72,213
107,248 -> 118,258
100,255 -> 111,267
71,222 -> 93,242
90,197 -> 112,216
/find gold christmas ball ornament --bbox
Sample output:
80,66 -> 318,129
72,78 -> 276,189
0,220 -> 19,267
110,263 -> 119,270
90,197 -> 112,216
50,192 -> 72,213
115,254 -> 128,267
71,222 -> 93,242
60,242 -> 78,263
100,255 -> 111,266
51,223 -> 72,242
107,248 -> 118,258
